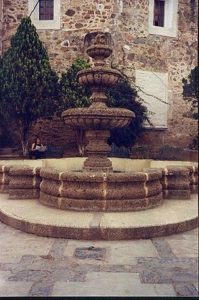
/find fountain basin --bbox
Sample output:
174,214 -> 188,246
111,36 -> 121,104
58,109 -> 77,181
0,160 -> 42,193
39,167 -> 163,211
62,107 -> 134,129
0,158 -> 198,239
77,67 -> 121,87
86,45 -> 112,60
0,158 -> 197,210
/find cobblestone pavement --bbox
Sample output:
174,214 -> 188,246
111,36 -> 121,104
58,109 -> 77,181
0,221 -> 198,297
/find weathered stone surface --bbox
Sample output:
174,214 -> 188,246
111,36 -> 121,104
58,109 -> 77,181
0,165 -> 11,190
39,168 -> 162,211
52,272 -> 176,296
9,176 -> 36,189
65,9 -> 76,17
40,178 -> 61,197
163,189 -> 191,200
9,189 -> 40,199
173,283 -> 198,297
40,167 -> 60,178
74,247 -> 106,260
39,190 -> 163,212
9,166 -> 41,176
0,192 -> 197,240
5,166 -> 42,199
188,165 -> 198,193
161,167 -> 191,199
0,220 -> 198,296
151,239 -> 176,258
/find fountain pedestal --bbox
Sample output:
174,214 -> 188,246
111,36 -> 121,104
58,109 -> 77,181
84,130 -> 112,172
62,32 -> 134,173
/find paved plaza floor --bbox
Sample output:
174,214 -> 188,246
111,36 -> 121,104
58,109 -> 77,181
0,220 -> 198,297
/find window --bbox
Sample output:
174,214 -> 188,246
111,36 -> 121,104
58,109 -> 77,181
39,0 -> 54,20
148,0 -> 178,37
153,0 -> 165,27
28,0 -> 61,29
136,70 -> 169,129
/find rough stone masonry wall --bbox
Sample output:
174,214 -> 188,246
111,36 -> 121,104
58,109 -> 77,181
1,0 -> 198,153
0,0 -> 3,54
28,118 -> 79,156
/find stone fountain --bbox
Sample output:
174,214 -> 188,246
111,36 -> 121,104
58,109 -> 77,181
42,31 -> 163,212
0,32 -> 197,239
62,32 -> 134,173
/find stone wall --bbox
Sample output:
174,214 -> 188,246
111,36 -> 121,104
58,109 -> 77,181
29,118 -> 79,157
0,0 -> 3,54
0,0 -> 198,152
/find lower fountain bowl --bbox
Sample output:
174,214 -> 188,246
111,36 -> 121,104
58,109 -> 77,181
39,167 -> 163,212
62,107 -> 134,130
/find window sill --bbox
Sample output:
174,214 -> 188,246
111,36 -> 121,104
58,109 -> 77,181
148,25 -> 177,37
143,126 -> 168,131
30,19 -> 61,30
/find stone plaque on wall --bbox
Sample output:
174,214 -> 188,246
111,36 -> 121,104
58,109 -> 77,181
136,70 -> 169,129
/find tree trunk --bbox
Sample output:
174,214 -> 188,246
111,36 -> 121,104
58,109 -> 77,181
21,139 -> 29,157
19,121 -> 30,157
76,128 -> 85,156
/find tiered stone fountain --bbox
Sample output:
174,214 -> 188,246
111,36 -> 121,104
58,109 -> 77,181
62,32 -> 133,173
40,32 -> 163,212
0,32 -> 197,239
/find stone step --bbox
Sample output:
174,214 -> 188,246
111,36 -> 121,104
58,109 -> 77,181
0,154 -> 22,160
0,193 -> 197,240
0,148 -> 14,155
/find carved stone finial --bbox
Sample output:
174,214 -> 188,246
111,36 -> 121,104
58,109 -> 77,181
93,33 -> 107,45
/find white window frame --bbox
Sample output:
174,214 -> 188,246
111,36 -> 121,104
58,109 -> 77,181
148,0 -> 178,37
28,0 -> 61,30
136,70 -> 169,129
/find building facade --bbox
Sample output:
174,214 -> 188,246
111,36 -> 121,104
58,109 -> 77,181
0,0 -> 198,152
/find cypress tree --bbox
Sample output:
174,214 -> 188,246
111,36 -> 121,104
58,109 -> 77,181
0,17 -> 59,155
182,66 -> 199,120
182,66 -> 198,149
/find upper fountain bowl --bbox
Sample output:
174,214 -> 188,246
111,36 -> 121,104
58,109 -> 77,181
86,45 -> 112,61
77,67 -> 121,88
84,32 -> 113,65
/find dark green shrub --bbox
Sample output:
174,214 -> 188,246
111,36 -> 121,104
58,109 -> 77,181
0,17 -> 59,155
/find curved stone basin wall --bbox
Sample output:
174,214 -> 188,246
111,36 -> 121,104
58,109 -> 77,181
39,167 -> 163,211
9,166 -> 41,199
0,158 -> 197,211
0,160 -> 42,194
151,161 -> 198,198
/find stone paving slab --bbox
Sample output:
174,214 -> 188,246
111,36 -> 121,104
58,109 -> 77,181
52,272 -> 176,297
0,270 -> 12,282
64,239 -> 160,265
0,281 -> 32,297
0,230 -> 54,263
165,236 -> 198,257
0,218 -> 198,297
